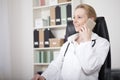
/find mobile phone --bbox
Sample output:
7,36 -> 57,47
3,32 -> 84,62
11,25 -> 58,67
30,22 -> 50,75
86,18 -> 96,30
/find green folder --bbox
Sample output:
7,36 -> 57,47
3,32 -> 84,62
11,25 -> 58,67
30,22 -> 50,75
47,51 -> 51,63
61,5 -> 67,25
34,51 -> 40,63
50,51 -> 53,62
43,51 -> 48,63
40,51 -> 44,63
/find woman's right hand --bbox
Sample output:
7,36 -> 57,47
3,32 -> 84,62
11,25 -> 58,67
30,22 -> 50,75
32,74 -> 45,80
78,24 -> 92,42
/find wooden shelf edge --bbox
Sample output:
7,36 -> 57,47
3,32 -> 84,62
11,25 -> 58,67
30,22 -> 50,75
34,63 -> 49,65
34,25 -> 67,30
34,47 -> 61,50
33,1 -> 71,9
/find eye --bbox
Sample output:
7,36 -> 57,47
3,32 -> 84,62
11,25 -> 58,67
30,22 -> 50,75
78,16 -> 82,19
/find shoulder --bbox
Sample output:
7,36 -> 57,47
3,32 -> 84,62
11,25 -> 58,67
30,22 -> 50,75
59,41 -> 70,54
93,33 -> 110,47
61,41 -> 70,49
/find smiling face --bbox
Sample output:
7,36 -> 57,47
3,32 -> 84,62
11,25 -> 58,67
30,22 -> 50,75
73,8 -> 88,32
73,4 -> 97,32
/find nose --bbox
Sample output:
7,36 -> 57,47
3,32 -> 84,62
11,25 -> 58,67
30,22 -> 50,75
73,18 -> 77,24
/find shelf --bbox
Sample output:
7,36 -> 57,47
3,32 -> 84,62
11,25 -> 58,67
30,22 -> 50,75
34,47 -> 61,51
33,0 -> 81,74
34,24 -> 67,30
33,1 -> 71,10
34,63 -> 49,66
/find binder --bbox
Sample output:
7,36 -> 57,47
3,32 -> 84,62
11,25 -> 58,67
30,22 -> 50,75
40,51 -> 44,63
34,30 -> 39,48
61,5 -> 67,25
50,6 -> 56,26
39,51 -> 41,63
47,51 -> 51,63
34,51 -> 40,63
39,29 -> 44,48
66,4 -> 72,22
47,51 -> 53,63
43,51 -> 48,63
55,6 -> 61,25
44,29 -> 54,47
50,51 -> 53,62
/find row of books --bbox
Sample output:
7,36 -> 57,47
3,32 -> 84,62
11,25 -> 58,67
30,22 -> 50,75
34,29 -> 64,48
34,51 -> 53,63
35,4 -> 72,28
34,0 -> 71,6
50,4 -> 72,26
34,29 -> 54,48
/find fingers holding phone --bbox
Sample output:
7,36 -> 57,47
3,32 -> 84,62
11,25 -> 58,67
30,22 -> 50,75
78,24 -> 91,42
86,18 -> 96,31
78,19 -> 96,42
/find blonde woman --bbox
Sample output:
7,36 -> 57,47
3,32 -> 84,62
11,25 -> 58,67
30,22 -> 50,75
32,4 -> 110,80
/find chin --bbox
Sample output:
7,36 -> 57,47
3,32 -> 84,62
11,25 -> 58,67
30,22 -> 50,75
75,28 -> 79,32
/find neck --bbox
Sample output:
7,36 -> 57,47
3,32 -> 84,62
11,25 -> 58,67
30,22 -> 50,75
75,36 -> 82,44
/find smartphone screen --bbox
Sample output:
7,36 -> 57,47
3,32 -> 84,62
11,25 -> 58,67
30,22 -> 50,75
86,18 -> 96,31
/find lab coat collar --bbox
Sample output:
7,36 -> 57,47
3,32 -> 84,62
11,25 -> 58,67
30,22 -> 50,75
67,32 -> 98,43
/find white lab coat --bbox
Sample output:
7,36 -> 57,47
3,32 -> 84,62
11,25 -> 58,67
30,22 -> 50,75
41,32 -> 110,80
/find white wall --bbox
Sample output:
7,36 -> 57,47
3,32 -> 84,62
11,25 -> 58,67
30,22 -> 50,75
0,0 -> 11,80
8,0 -> 33,80
82,0 -> 120,69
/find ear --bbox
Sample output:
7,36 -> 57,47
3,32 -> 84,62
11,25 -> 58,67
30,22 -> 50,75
90,17 -> 95,21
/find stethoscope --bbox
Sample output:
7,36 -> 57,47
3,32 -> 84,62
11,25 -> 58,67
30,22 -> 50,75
64,39 -> 96,57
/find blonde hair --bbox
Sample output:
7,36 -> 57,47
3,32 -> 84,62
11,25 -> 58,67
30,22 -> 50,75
75,4 -> 97,20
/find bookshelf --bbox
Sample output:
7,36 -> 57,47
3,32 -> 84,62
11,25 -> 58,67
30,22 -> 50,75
33,1 -> 71,9
32,0 -> 81,74
34,47 -> 61,50
34,24 -> 66,30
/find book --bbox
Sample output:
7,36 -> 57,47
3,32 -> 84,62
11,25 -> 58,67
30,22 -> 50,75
39,29 -> 44,48
61,5 -> 67,25
40,51 -> 53,63
47,51 -> 53,63
44,29 -> 54,47
55,6 -> 61,25
34,51 -> 40,63
40,51 -> 44,63
34,30 -> 39,48
50,6 -> 56,26
50,51 -> 53,62
43,51 -> 48,63
47,51 -> 51,63
66,4 -> 72,22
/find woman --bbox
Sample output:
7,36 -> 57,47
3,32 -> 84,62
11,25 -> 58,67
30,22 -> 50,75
32,4 -> 110,80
